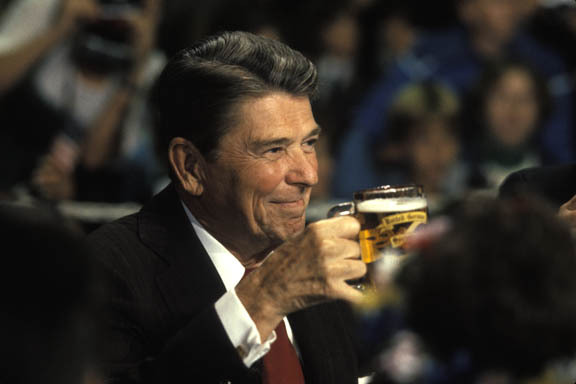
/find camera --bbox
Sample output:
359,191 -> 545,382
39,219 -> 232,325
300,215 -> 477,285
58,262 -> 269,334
70,0 -> 148,75
99,0 -> 143,17
71,18 -> 136,75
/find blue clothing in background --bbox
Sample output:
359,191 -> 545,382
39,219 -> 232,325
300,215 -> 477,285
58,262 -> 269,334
333,27 -> 574,198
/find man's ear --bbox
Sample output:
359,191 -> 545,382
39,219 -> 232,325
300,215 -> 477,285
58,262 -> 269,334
168,137 -> 206,196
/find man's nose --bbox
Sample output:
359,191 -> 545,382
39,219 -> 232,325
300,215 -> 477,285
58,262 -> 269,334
285,150 -> 318,187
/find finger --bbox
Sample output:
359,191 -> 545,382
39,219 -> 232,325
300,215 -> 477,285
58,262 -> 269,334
32,165 -> 55,184
33,161 -> 67,187
144,0 -> 161,18
332,280 -> 365,304
33,173 -> 53,186
561,194 -> 576,211
313,215 -> 360,240
560,210 -> 576,228
326,259 -> 367,281
35,166 -> 62,183
322,238 -> 361,261
35,155 -> 60,174
30,179 -> 55,199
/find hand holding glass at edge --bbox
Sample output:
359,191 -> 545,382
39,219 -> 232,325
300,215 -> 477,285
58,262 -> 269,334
327,184 -> 428,304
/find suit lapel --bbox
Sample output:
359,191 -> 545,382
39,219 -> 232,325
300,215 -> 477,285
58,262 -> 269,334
138,184 -> 226,325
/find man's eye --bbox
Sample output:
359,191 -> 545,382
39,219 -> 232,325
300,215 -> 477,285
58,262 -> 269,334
266,147 -> 283,154
263,147 -> 285,158
303,138 -> 318,150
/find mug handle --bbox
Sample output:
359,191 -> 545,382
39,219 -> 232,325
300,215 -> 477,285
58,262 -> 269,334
326,201 -> 356,218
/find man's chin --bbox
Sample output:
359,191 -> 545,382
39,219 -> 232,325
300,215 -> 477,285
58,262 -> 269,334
283,217 -> 307,238
266,217 -> 306,242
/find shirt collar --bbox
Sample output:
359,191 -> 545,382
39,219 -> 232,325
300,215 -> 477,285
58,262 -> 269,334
181,201 -> 245,292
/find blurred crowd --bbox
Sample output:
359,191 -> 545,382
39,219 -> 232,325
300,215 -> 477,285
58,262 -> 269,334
1,0 -> 576,218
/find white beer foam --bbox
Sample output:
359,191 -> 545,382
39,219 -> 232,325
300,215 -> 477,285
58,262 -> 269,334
356,197 -> 427,213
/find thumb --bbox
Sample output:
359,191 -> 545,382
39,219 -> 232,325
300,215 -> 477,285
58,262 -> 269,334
563,194 -> 576,210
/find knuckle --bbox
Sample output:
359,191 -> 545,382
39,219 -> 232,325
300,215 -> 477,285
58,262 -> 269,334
340,215 -> 360,228
357,261 -> 368,275
348,240 -> 361,255
323,279 -> 337,296
309,227 -> 329,250
319,238 -> 336,252
306,221 -> 323,237
310,276 -> 329,296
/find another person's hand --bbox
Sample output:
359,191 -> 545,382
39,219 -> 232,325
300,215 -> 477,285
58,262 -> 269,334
58,0 -> 100,33
558,194 -> 576,237
122,0 -> 161,84
236,215 -> 366,339
31,154 -> 76,201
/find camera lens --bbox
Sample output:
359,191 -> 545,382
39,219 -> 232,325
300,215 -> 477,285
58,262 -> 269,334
99,0 -> 143,16
71,19 -> 135,74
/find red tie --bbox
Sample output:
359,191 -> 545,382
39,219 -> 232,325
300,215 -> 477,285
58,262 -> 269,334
262,320 -> 305,384
243,268 -> 305,383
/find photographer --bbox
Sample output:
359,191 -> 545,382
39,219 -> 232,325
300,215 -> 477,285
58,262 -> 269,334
1,0 -> 165,204
0,0 -> 98,95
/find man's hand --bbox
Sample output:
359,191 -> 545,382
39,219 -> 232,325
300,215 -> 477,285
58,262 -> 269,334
558,194 -> 576,236
235,216 -> 366,340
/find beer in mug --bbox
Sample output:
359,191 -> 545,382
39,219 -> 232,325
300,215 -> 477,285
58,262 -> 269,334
328,184 -> 428,290
354,186 -> 428,263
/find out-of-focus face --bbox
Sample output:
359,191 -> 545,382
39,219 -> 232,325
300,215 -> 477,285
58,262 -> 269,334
460,0 -> 522,43
410,118 -> 459,191
382,15 -> 416,58
198,92 -> 320,255
321,13 -> 359,57
485,68 -> 539,148
514,0 -> 539,21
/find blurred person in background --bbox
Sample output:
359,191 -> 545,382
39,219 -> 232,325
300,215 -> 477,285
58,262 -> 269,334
500,163 -> 576,245
463,60 -> 552,192
0,0 -> 98,198
207,0 -> 284,42
293,0 -> 364,200
522,0 -> 576,72
376,82 -> 468,213
0,203 -> 102,384
333,81 -> 469,212
0,0 -> 166,204
371,196 -> 576,383
0,0 -> 98,95
154,0 -> 225,59
334,0 -> 574,199
500,163 -> 576,211
523,0 -> 576,152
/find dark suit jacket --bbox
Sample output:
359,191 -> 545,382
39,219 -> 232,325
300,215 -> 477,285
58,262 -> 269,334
87,184 -> 361,383
499,164 -> 576,209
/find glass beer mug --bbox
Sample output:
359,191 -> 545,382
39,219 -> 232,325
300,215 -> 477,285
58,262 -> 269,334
328,184 -> 428,290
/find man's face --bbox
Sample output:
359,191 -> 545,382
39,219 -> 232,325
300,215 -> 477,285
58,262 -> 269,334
199,92 -> 319,255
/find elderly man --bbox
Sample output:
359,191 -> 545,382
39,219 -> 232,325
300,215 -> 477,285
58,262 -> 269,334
88,31 -> 366,383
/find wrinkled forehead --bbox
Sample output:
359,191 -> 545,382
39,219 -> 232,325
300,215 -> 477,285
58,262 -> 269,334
220,92 -> 316,141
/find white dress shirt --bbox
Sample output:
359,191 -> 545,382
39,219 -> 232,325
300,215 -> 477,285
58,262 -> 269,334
182,203 -> 294,367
